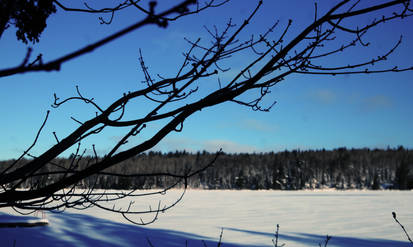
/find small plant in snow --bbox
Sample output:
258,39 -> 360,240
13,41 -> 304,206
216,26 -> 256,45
318,235 -> 332,247
272,224 -> 285,247
392,211 -> 413,245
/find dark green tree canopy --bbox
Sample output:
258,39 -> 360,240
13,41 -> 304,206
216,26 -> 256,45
0,0 -> 56,43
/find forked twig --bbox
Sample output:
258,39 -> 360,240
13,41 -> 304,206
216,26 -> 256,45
272,224 -> 285,247
319,235 -> 332,247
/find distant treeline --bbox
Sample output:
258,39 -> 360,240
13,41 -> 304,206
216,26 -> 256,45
2,147 -> 413,190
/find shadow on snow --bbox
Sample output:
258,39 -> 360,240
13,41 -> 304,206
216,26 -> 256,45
1,212 -> 410,247
225,227 -> 411,247
0,212 -> 258,247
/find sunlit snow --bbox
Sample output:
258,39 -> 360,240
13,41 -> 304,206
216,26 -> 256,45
1,190 -> 412,247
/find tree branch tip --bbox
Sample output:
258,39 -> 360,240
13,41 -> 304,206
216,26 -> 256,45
149,1 -> 157,9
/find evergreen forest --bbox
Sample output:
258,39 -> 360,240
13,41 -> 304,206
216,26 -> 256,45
2,147 -> 412,190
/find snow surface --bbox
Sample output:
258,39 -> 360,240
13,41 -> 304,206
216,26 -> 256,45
0,190 -> 412,247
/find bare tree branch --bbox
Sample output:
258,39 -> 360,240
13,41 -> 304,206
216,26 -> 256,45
1,0 -> 412,224
0,0 -> 229,78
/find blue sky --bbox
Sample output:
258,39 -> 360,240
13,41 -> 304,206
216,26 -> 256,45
1,0 -> 413,160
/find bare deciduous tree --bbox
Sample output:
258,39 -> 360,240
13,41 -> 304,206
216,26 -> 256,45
0,0 -> 412,224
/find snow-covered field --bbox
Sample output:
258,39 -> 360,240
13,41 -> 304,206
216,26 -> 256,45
1,190 -> 412,247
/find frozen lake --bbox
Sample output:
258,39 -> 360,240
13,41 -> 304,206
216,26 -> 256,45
1,190 -> 412,246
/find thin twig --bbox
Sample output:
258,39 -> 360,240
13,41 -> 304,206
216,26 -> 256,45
319,235 -> 332,247
393,212 -> 413,245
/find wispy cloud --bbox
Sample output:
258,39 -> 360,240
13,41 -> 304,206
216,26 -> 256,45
240,119 -> 278,132
202,139 -> 258,153
362,95 -> 393,111
153,136 -> 201,152
151,30 -> 192,51
309,89 -> 337,104
151,137 -> 260,153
